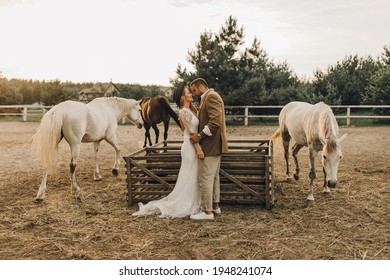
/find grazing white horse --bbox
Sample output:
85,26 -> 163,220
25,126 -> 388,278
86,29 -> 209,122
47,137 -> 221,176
271,101 -> 347,201
32,97 -> 143,201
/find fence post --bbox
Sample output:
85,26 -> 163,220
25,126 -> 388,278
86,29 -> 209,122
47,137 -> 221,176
23,106 -> 27,122
244,107 -> 249,126
346,107 -> 351,126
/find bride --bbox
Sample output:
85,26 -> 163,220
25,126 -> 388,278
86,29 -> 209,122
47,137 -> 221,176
132,82 -> 210,218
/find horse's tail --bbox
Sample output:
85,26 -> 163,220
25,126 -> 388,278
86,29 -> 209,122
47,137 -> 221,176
269,128 -> 282,146
159,96 -> 181,126
268,129 -> 282,153
31,105 -> 63,172
269,129 -> 281,141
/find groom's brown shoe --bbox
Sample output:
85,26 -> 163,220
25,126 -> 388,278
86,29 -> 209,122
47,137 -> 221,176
190,212 -> 214,220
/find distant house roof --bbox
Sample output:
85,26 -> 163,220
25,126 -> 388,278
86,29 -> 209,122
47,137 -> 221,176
103,82 -> 121,97
159,86 -> 173,98
78,82 -> 121,101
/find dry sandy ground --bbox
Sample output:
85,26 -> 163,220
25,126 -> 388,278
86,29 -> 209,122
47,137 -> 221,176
0,121 -> 389,260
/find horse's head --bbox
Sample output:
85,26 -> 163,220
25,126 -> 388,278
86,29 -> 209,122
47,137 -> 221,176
127,99 -> 143,129
319,134 -> 347,188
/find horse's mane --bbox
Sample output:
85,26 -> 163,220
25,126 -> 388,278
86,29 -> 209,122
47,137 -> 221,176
319,106 -> 338,151
319,111 -> 332,138
103,97 -> 135,114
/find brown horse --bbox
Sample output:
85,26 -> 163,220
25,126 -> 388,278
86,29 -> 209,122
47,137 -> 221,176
139,95 -> 181,147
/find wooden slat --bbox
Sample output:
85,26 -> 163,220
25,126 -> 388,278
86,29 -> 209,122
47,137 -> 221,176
222,153 -> 266,158
132,176 -> 178,183
144,162 -> 181,168
131,184 -> 172,189
228,139 -> 270,143
226,146 -> 269,151
131,170 -> 179,176
221,162 -> 263,168
128,158 -> 174,190
220,177 -> 266,183
221,183 -> 265,189
220,169 -> 265,175
133,191 -> 171,196
131,155 -> 181,161
221,190 -> 265,196
145,146 -> 181,152
221,198 -> 265,204
219,169 -> 261,198
124,157 -> 133,205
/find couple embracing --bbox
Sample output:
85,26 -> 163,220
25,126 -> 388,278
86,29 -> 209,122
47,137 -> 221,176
132,78 -> 228,221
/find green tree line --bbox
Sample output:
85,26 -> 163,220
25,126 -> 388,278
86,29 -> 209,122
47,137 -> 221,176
0,77 -> 166,106
1,16 -> 389,108
171,16 -> 390,108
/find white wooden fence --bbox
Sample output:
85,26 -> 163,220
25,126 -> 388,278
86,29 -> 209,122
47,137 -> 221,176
0,105 -> 52,122
224,105 -> 390,126
1,104 -> 389,126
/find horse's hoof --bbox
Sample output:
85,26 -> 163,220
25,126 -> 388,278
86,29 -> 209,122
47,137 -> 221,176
94,176 -> 103,181
34,198 -> 44,204
112,169 -> 119,176
306,195 -> 315,201
293,174 -> 299,181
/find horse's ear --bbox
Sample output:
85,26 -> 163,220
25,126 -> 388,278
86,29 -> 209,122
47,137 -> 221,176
339,133 -> 347,144
318,133 -> 327,145
136,99 -> 142,105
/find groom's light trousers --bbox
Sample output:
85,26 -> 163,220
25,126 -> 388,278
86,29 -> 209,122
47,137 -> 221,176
198,155 -> 221,212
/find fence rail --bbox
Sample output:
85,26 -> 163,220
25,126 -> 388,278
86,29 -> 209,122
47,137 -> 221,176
0,105 -> 52,122
1,104 -> 389,126
224,105 -> 390,126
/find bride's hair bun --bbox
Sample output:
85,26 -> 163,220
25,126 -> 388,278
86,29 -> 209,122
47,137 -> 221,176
174,82 -> 187,108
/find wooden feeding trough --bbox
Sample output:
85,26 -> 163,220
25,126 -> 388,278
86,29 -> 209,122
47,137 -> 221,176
123,140 -> 274,210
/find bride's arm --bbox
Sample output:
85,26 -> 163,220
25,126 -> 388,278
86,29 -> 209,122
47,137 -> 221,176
179,109 -> 204,160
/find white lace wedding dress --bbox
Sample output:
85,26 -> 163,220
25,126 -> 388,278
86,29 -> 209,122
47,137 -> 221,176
132,107 -> 201,218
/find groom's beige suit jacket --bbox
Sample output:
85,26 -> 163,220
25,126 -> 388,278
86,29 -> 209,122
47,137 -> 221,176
198,89 -> 228,156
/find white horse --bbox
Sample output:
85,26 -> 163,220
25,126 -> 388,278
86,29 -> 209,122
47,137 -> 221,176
271,101 -> 347,201
32,97 -> 143,201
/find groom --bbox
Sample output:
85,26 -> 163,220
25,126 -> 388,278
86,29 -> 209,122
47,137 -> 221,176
189,78 -> 228,220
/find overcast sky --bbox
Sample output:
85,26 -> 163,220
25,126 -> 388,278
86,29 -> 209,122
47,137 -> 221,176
0,0 -> 389,86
